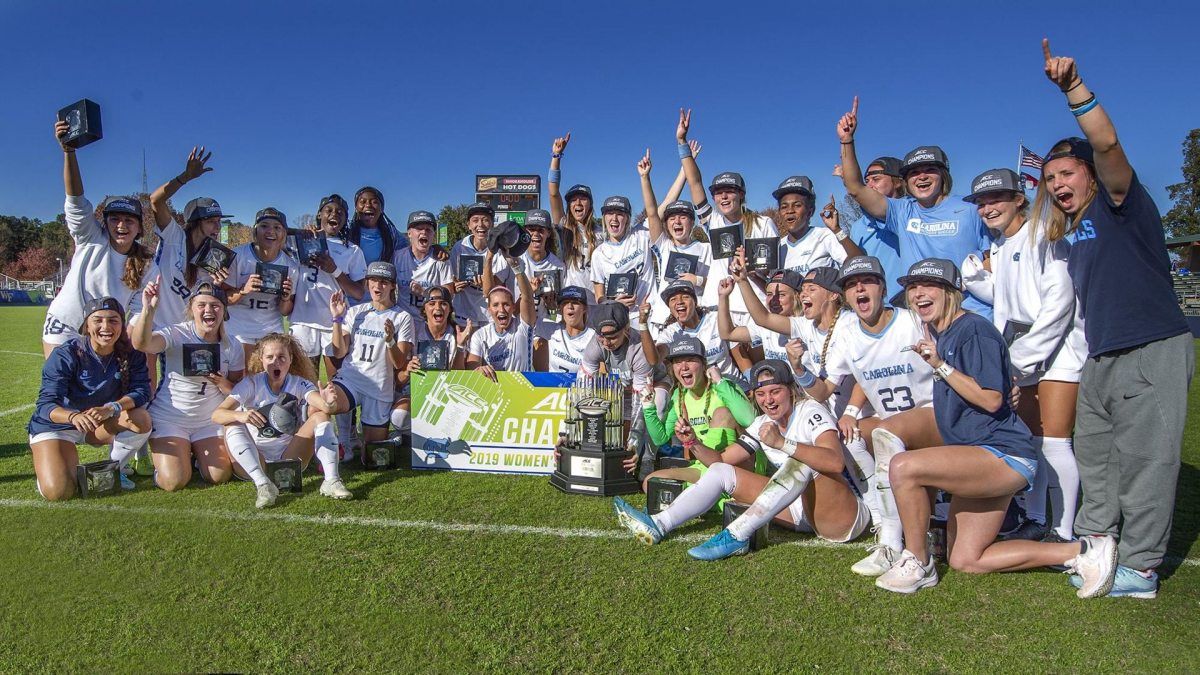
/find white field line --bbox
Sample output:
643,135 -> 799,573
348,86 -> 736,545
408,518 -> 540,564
0,403 -> 34,417
0,497 -> 1196,567
0,350 -> 42,357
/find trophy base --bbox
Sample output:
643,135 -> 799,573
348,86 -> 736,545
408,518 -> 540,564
722,501 -> 768,551
75,460 -> 120,498
655,455 -> 692,471
363,436 -> 412,470
550,446 -> 639,496
265,459 -> 304,493
646,477 -> 686,514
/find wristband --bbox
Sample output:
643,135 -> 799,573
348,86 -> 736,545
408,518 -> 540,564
795,369 -> 817,388
332,316 -> 344,324
109,401 -> 123,417
548,169 -> 561,184
509,258 -> 526,275
551,152 -> 563,159
1071,98 -> 1099,117
67,411 -> 78,424
386,337 -> 397,348
1068,93 -> 1096,110
843,405 -> 861,420
840,140 -> 854,145
835,229 -> 849,242
781,439 -> 798,456
1061,79 -> 1083,93
935,362 -> 955,380
677,143 -> 692,159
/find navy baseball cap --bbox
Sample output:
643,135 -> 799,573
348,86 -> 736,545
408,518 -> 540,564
100,196 -> 143,220
425,286 -> 452,303
659,278 -> 697,303
183,197 -> 230,223
767,268 -> 805,291
749,359 -> 795,389
466,202 -> 495,218
486,219 -> 532,258
601,195 -> 632,215
78,296 -> 126,331
898,258 -> 963,290
1045,136 -> 1095,166
564,184 -> 593,203
558,285 -> 587,304
255,207 -> 287,226
662,200 -> 695,219
318,194 -> 348,214
524,209 -> 552,229
963,169 -> 1023,204
666,334 -> 705,361
593,301 -> 629,332
708,171 -> 746,195
365,261 -> 397,282
407,210 -> 437,228
865,156 -> 903,179
771,175 -> 815,201
900,146 -> 950,176
192,282 -> 228,305
837,255 -> 887,287
803,266 -> 842,293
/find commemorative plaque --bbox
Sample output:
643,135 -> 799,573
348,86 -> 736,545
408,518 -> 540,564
710,225 -> 743,260
722,501 -> 769,551
604,271 -> 638,299
295,230 -> 328,265
190,237 -> 235,276
265,459 -> 303,493
745,237 -> 779,273
646,477 -> 686,515
57,98 -> 103,149
256,262 -> 287,295
76,459 -> 120,498
664,251 -> 699,280
363,436 -> 412,470
182,343 -> 220,377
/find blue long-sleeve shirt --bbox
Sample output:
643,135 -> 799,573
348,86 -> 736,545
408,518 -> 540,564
28,337 -> 151,435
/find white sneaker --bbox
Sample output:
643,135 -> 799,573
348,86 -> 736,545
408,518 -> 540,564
852,543 -> 900,577
320,478 -> 353,500
1066,534 -> 1118,599
255,482 -> 279,509
875,549 -> 938,594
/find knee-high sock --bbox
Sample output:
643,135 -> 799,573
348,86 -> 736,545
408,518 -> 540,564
728,458 -> 816,541
110,429 -> 150,468
651,462 -> 737,534
843,436 -> 884,534
872,428 -> 908,552
1025,437 -> 1049,524
1042,436 -> 1080,539
390,408 -> 410,433
314,421 -> 341,481
224,424 -> 270,487
336,410 -> 358,449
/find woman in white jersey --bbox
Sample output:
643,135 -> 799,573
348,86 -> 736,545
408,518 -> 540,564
773,175 -> 857,273
637,149 -> 711,339
393,211 -> 453,321
408,287 -> 473,373
613,360 -> 869,560
43,121 -> 153,357
654,279 -> 739,381
467,251 -> 537,379
326,262 -> 415,455
719,268 -> 806,366
961,169 -> 1084,544
532,286 -> 594,373
290,194 -> 367,376
546,133 -> 599,302
588,194 -> 655,328
223,208 -> 300,364
450,202 -> 509,325
502,209 -> 564,330
132,281 -> 244,490
212,333 -> 346,508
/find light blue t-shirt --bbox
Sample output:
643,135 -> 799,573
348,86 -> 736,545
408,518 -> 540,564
884,195 -> 993,318
358,227 -> 385,265
849,214 -> 903,296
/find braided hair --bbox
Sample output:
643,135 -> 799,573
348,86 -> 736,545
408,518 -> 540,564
347,186 -> 400,263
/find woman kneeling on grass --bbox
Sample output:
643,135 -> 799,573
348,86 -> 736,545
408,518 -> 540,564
212,333 -> 346,509
614,359 -> 869,561
874,258 -> 1117,596
28,297 -> 152,499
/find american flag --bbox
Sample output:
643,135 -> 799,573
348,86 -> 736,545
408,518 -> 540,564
1018,145 -> 1044,189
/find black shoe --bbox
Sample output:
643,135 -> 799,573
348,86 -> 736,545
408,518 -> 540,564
1041,530 -> 1074,572
1001,518 -> 1047,542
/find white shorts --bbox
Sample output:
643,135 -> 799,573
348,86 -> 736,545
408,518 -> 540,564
226,422 -> 290,462
1017,334 -> 1086,387
150,417 -> 223,443
290,324 -> 335,358
42,312 -> 78,346
784,494 -> 871,543
332,377 -> 391,427
29,429 -> 85,445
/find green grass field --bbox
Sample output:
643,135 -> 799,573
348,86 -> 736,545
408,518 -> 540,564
0,305 -> 1197,672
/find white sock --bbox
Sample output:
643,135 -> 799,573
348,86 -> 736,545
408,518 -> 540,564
1042,436 -> 1080,539
842,436 -> 873,497
110,430 -> 150,468
225,424 -> 270,487
314,421 -> 341,482
651,462 -> 737,533
1025,437 -> 1049,524
390,408 -> 410,433
727,458 -> 815,541
336,410 -> 358,449
873,430 -> 907,552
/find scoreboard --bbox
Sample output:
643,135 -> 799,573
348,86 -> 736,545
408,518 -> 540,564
475,175 -> 540,225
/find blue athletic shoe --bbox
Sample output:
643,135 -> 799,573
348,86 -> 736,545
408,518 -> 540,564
119,473 -> 136,491
687,529 -> 749,561
1070,565 -> 1158,599
613,497 -> 663,545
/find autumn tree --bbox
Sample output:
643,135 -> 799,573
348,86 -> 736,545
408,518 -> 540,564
1165,129 -> 1200,238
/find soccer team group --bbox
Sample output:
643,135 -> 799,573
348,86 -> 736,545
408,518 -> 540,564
27,42 -> 1191,598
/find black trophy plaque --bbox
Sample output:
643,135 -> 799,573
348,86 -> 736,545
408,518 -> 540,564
710,225 -> 744,260
655,455 -> 693,471
190,238 -> 235,276
295,230 -> 329,264
722,501 -> 769,551
76,459 -> 120,498
256,262 -> 287,295
604,271 -> 638,299
646,477 -> 686,515
745,237 -> 779,273
457,254 -> 483,283
537,268 -> 561,296
418,340 -> 449,370
550,376 -> 640,496
182,343 -> 220,377
57,99 -> 103,149
664,251 -> 699,280
265,459 -> 304,493
363,436 -> 412,470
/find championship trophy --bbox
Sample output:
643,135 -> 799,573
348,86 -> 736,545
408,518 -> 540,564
646,477 -> 686,515
256,263 -> 287,295
57,98 -> 103,149
265,459 -> 303,493
550,374 -> 641,496
722,501 -> 769,551
75,459 -> 120,498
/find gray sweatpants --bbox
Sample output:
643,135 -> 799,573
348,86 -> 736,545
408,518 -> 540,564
1074,332 -> 1194,570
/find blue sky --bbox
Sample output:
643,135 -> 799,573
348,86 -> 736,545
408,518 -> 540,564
3,0 -> 1198,224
